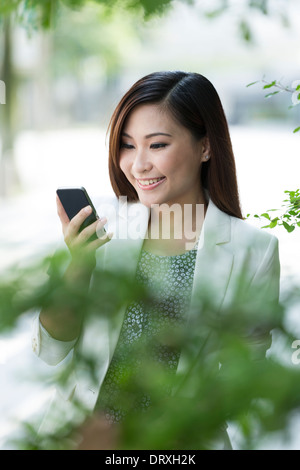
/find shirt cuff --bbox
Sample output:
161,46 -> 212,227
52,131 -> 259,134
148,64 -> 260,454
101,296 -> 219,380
32,313 -> 77,366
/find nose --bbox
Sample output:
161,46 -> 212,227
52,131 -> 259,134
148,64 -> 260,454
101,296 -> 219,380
132,148 -> 153,174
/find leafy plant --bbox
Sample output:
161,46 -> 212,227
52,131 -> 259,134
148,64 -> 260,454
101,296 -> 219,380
247,190 -> 300,233
246,78 -> 299,232
2,248 -> 300,450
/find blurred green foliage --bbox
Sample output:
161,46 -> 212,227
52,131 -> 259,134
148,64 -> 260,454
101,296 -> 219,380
49,4 -> 145,80
0,0 -> 291,41
204,0 -> 290,42
1,248 -> 300,450
0,0 -> 174,29
247,78 -> 300,134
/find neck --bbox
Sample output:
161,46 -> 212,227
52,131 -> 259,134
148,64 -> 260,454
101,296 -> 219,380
147,190 -> 207,244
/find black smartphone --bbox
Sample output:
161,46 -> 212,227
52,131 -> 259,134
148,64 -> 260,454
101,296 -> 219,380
56,187 -> 106,239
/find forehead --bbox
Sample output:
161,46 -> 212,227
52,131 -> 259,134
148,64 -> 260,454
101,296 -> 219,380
122,103 -> 180,135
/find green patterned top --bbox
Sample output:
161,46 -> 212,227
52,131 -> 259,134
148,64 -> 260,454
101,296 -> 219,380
95,243 -> 198,423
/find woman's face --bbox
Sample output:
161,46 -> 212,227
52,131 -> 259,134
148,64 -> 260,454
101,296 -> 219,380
119,104 -> 209,208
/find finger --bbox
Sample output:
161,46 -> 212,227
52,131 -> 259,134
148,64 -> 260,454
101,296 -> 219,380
76,217 -> 107,245
85,231 -> 113,253
95,218 -> 108,239
68,205 -> 93,239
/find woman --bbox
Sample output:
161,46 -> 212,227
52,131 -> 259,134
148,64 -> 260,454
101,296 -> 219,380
33,71 -> 280,448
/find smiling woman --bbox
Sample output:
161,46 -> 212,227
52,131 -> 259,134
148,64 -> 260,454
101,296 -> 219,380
33,71 -> 280,450
119,104 -> 207,208
108,71 -> 243,220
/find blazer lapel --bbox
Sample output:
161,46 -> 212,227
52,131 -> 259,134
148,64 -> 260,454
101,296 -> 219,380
190,199 -> 234,313
177,200 -> 234,377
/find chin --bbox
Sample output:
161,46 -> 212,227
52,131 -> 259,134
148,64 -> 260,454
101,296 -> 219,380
137,196 -> 155,208
136,194 -> 159,208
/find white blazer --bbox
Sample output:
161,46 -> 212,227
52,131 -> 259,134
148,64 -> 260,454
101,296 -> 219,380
32,197 -> 280,435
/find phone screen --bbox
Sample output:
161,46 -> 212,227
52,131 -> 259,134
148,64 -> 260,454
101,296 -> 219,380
56,187 -> 106,238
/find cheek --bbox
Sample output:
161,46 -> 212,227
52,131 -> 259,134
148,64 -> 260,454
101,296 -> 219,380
170,152 -> 201,181
119,155 -> 129,177
158,150 -> 181,175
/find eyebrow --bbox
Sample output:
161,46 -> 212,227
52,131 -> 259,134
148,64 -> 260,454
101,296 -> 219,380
122,132 -> 172,139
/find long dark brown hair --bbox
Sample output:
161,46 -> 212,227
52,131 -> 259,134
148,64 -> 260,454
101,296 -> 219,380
108,71 -> 243,219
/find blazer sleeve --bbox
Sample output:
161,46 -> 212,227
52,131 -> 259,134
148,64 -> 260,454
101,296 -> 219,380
31,213 -> 110,365
32,312 -> 77,366
244,233 -> 281,360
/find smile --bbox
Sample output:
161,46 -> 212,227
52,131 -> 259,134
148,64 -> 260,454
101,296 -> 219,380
136,177 -> 166,190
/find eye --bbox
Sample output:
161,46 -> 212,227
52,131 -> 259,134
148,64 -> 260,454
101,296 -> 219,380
150,143 -> 168,150
120,142 -> 134,150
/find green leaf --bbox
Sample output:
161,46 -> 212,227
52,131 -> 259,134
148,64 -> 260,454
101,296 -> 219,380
240,20 -> 252,42
246,81 -> 260,88
293,127 -> 300,134
261,213 -> 270,220
282,221 -> 295,233
263,80 -> 277,89
265,91 -> 280,99
249,0 -> 268,15
269,218 -> 279,228
205,6 -> 228,19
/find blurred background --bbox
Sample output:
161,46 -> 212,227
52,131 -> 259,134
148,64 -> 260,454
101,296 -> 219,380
0,0 -> 300,449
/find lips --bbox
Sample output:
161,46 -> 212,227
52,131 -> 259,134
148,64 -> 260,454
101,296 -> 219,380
136,177 -> 166,190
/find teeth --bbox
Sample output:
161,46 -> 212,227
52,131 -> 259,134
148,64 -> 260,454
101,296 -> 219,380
139,178 -> 164,186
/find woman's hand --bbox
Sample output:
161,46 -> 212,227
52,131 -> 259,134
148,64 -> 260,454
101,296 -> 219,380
39,196 -> 113,342
56,194 -> 112,264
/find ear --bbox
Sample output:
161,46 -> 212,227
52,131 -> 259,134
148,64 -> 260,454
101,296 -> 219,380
201,136 -> 211,162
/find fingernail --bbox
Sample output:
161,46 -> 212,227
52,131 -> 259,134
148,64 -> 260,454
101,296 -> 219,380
85,206 -> 92,213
